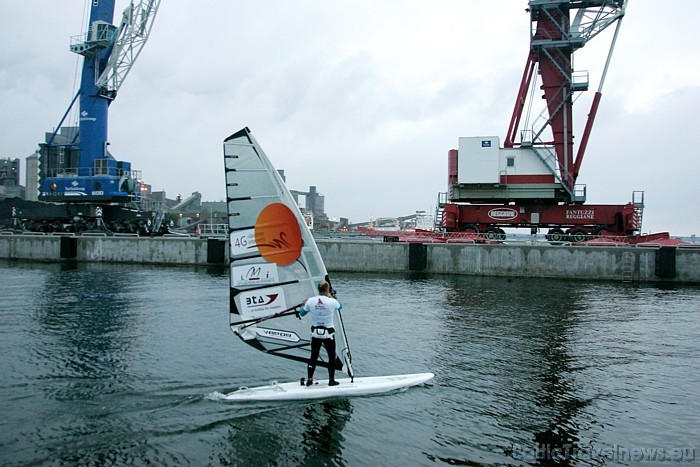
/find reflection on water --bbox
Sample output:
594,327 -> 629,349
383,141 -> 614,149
212,399 -> 353,465
430,275 -> 700,465
1,263 -> 699,465
435,277 -> 592,464
530,290 -> 589,466
301,399 -> 353,464
33,263 -> 140,395
14,263 -> 148,463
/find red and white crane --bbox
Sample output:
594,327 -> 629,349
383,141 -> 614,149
440,0 -> 644,242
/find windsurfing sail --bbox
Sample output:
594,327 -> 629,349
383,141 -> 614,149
223,127 -> 353,378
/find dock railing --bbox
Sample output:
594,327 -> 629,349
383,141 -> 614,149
196,223 -> 228,238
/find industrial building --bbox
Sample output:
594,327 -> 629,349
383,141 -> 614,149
0,158 -> 24,200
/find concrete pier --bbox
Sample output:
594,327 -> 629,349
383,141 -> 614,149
316,239 -> 700,283
1,234 -> 699,283
0,235 -> 215,265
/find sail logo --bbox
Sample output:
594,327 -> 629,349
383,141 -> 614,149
239,286 -> 287,317
256,327 -> 300,343
230,229 -> 258,257
254,203 -> 303,266
488,208 -> 518,220
231,263 -> 279,287
245,293 -> 279,307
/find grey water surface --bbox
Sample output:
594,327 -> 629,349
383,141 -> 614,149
1,260 -> 698,465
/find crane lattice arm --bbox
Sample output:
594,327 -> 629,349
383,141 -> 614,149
504,0 -> 627,200
96,0 -> 161,100
570,1 -> 627,44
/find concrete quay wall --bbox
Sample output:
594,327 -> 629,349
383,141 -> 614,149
0,235 -> 213,265
317,239 -> 700,283
1,235 -> 699,283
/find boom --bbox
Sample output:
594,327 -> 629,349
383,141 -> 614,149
504,0 -> 627,199
96,0 -> 161,100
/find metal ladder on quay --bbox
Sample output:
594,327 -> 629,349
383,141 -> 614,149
621,251 -> 635,282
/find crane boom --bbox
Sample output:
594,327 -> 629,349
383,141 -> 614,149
505,0 -> 627,198
96,0 -> 162,100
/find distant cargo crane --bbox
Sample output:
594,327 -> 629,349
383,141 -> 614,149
13,0 -> 162,233
440,0 -> 644,242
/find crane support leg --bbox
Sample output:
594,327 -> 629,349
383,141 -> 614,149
574,91 -> 602,179
505,54 -> 536,148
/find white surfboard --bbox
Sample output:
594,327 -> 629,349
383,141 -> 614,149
223,372 -> 435,402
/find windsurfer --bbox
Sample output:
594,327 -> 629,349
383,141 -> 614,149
300,280 -> 342,387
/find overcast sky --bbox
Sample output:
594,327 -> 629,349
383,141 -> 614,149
2,1 -> 699,236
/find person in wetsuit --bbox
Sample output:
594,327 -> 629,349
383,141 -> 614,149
300,280 -> 342,387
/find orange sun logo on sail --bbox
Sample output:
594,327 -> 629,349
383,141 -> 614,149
254,203 -> 303,266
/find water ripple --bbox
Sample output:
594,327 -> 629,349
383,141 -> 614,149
2,264 -> 699,465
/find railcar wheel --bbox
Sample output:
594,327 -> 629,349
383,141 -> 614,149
570,228 -> 589,243
546,228 -> 566,242
485,227 -> 502,240
594,226 -> 612,237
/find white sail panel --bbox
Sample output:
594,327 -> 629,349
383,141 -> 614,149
223,128 -> 352,377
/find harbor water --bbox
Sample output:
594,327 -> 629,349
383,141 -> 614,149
1,260 -> 698,465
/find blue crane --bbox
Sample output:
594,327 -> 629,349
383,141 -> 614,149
39,0 -> 160,207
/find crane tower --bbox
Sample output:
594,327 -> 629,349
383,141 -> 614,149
441,0 -> 643,242
9,0 -> 164,234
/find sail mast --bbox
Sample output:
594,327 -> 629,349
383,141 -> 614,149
223,128 -> 352,377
